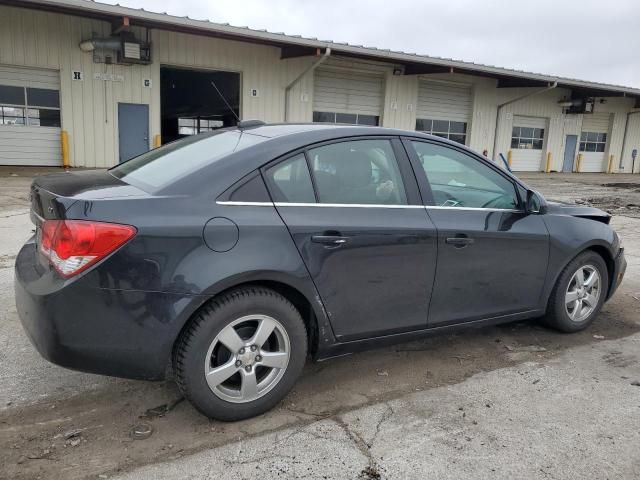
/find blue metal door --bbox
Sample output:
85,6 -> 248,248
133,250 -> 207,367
118,103 -> 149,163
563,135 -> 578,172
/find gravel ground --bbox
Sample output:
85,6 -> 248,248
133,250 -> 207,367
0,168 -> 639,480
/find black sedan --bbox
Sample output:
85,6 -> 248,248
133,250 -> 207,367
15,122 -> 626,420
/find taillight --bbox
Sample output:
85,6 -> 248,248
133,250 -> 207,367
38,220 -> 136,278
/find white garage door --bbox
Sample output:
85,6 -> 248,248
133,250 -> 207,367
415,81 -> 472,145
313,68 -> 384,125
510,116 -> 547,171
0,65 -> 61,166
580,113 -> 610,172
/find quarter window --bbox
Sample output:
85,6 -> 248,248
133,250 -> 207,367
511,126 -> 544,150
410,141 -> 519,210
579,132 -> 607,153
416,119 -> 467,145
312,111 -> 379,126
264,154 -> 316,203
0,84 -> 60,127
307,139 -> 407,205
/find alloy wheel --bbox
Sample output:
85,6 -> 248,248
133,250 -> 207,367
565,265 -> 601,323
203,314 -> 290,403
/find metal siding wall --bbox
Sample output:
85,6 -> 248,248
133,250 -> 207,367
382,73 -> 417,130
622,113 -> 640,173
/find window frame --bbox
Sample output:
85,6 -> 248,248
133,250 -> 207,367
260,136 -> 422,207
401,136 -> 525,211
579,131 -> 607,153
312,111 -> 380,127
415,118 -> 468,145
0,84 -> 61,128
510,126 -> 545,150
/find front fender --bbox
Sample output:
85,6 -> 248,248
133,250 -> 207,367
541,214 -> 618,306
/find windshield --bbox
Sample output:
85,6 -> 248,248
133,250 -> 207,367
110,131 -> 264,192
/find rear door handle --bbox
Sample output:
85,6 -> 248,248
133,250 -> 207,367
445,236 -> 474,248
311,235 -> 349,246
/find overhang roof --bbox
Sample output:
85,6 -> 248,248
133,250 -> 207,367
7,0 -> 640,99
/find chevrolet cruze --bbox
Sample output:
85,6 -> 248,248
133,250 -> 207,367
15,122 -> 626,420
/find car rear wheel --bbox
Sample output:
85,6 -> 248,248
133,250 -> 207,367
174,287 -> 307,421
543,251 -> 608,333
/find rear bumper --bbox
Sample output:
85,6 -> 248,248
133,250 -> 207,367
607,247 -> 626,300
15,239 -> 205,380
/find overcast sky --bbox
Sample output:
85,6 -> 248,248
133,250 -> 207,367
103,0 -> 640,88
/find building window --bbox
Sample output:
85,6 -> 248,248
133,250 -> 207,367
313,111 -> 379,126
178,117 -> 224,136
579,132 -> 607,152
511,126 -> 544,150
0,84 -> 60,127
415,119 -> 467,145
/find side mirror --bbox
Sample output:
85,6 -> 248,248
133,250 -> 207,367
526,190 -> 543,214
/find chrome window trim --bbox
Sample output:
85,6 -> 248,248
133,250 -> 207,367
274,202 -> 424,209
216,200 -> 524,213
216,201 -> 274,206
425,205 -> 524,213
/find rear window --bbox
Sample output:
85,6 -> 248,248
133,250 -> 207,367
110,131 -> 264,192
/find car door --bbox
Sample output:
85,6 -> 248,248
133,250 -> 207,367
263,137 -> 438,341
403,138 -> 549,327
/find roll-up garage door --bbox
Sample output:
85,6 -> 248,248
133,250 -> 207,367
313,68 -> 384,125
415,81 -> 471,144
510,116 -> 547,171
0,65 -> 61,166
579,113 -> 611,172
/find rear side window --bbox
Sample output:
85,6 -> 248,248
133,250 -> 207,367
307,139 -> 407,205
110,131 -> 264,192
264,154 -> 315,203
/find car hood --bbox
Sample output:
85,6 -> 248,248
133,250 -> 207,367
545,200 -> 611,224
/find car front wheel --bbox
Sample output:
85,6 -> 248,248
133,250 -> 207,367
543,251 -> 608,333
174,287 -> 307,421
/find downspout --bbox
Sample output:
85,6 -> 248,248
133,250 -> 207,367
618,108 -> 640,171
491,81 -> 558,161
284,47 -> 331,122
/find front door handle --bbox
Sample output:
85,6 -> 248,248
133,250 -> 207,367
445,236 -> 474,248
311,235 -> 349,246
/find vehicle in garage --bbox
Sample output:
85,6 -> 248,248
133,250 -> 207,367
15,122 -> 626,420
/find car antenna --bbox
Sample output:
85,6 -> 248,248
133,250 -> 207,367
210,80 -> 241,123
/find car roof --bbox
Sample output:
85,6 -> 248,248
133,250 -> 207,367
238,122 -> 416,139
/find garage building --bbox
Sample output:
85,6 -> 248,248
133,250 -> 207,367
1,0 -> 640,173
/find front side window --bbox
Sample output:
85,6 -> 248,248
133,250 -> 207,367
307,139 -> 407,205
511,126 -> 544,150
264,154 -> 315,203
312,111 -> 379,126
0,84 -> 60,127
416,119 -> 467,145
579,132 -> 607,153
410,141 -> 518,210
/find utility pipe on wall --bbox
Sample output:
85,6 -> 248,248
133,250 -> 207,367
284,47 -> 331,122
491,81 -> 558,162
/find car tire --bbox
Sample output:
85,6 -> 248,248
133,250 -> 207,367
173,287 -> 307,421
543,251 -> 608,333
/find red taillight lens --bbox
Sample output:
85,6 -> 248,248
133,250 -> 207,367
38,220 -> 136,278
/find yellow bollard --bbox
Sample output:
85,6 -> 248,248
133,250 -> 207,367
153,134 -> 162,148
545,152 -> 552,173
507,150 -> 513,168
576,153 -> 582,173
607,154 -> 614,174
61,130 -> 70,169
